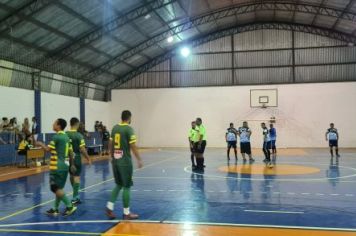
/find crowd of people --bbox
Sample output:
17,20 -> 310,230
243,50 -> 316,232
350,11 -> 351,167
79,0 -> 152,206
0,116 -> 38,145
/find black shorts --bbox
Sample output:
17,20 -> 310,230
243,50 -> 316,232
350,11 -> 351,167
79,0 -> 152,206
227,141 -> 237,149
263,141 -> 272,150
329,140 -> 338,147
194,141 -> 207,154
240,142 -> 251,154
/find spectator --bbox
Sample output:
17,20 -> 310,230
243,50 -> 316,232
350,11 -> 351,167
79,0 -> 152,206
31,117 -> 39,141
1,117 -> 9,129
22,118 -> 31,138
79,122 -> 90,138
94,121 -> 100,132
18,134 -> 32,155
102,126 -> 110,156
8,118 -> 19,144
98,122 -> 104,132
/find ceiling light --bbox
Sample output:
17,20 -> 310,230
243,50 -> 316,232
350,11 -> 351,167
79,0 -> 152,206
167,36 -> 174,43
180,47 -> 191,57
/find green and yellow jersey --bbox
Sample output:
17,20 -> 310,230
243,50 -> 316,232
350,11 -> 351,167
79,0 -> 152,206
66,130 -> 85,164
111,123 -> 137,166
48,131 -> 72,172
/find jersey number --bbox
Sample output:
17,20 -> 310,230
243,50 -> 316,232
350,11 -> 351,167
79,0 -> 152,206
114,134 -> 121,149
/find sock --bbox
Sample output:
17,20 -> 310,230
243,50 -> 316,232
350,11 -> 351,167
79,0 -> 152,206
227,149 -> 230,159
122,187 -> 130,208
60,194 -> 72,208
54,197 -> 60,210
107,201 -> 114,211
110,185 -> 122,203
234,149 -> 237,159
73,183 -> 80,200
336,148 -> 339,155
123,208 -> 130,215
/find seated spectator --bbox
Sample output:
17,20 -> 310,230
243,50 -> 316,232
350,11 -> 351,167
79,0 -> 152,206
18,135 -> 32,155
1,117 -> 9,129
102,126 -> 110,156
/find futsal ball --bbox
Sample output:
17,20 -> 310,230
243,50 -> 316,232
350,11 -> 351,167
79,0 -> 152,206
268,163 -> 274,168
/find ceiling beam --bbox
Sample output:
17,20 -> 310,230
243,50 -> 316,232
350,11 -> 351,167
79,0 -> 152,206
83,1 -> 356,83
330,0 -> 356,31
107,22 -> 356,89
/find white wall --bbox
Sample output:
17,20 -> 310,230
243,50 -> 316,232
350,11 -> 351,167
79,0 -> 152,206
111,82 -> 356,148
41,92 -> 80,133
0,86 -> 34,125
85,99 -> 111,131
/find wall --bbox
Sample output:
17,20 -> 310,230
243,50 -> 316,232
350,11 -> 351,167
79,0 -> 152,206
0,86 -> 34,125
41,92 -> 80,133
111,82 -> 356,148
85,99 -> 111,131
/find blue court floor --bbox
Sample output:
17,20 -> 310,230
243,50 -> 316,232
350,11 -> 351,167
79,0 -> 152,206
0,148 -> 356,235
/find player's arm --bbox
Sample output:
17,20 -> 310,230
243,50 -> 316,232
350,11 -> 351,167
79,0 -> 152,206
79,139 -> 92,165
130,143 -> 143,168
336,130 -> 339,140
35,141 -> 51,152
325,130 -> 329,141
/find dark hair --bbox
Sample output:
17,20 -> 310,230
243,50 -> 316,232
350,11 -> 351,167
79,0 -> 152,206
330,123 -> 334,125
230,123 -> 233,126
121,110 -> 132,121
196,118 -> 202,122
57,118 -> 67,130
261,122 -> 266,125
70,117 -> 80,126
191,121 -> 196,124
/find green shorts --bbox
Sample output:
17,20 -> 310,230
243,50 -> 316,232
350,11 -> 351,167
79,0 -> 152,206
112,162 -> 133,188
50,171 -> 68,190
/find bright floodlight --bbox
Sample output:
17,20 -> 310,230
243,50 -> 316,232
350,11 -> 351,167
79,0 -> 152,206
167,36 -> 174,43
180,47 -> 191,57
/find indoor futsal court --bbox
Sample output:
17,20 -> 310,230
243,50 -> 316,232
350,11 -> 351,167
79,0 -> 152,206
1,0 -> 356,236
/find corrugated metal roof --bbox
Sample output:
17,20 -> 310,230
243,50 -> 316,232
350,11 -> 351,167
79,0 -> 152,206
0,0 -> 355,91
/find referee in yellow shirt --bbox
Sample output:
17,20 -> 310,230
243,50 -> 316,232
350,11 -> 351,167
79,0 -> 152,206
194,118 -> 207,171
188,121 -> 197,169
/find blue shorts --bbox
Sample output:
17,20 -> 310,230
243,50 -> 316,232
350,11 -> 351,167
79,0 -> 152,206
270,140 -> 276,149
329,140 -> 338,147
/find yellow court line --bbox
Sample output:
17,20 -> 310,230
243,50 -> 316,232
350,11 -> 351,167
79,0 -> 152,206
0,156 -> 177,222
0,228 -> 141,236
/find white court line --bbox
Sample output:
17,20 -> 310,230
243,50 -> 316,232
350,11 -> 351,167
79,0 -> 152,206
1,220 -> 355,232
244,210 -> 304,214
0,168 -> 41,177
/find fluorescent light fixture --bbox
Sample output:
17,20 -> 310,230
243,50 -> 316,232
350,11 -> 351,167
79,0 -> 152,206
180,47 -> 191,57
167,36 -> 174,43
144,14 -> 151,20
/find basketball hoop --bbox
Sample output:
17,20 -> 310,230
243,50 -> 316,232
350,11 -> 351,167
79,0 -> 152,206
261,103 -> 267,109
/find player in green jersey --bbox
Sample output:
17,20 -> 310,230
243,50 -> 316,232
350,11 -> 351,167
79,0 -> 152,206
36,118 -> 77,216
66,117 -> 92,205
106,110 -> 143,220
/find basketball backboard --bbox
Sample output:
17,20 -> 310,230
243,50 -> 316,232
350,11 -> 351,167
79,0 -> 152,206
250,89 -> 278,108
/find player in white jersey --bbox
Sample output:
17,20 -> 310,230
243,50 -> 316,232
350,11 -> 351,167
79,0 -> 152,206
261,123 -> 271,163
325,123 -> 340,158
237,121 -> 254,162
226,123 -> 238,162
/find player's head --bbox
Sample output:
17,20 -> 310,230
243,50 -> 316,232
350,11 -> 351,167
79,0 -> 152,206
330,123 -> 334,128
261,122 -> 266,128
53,118 -> 67,132
243,121 -> 248,128
230,123 -> 234,128
270,123 -> 274,128
191,121 -> 196,128
70,117 -> 80,129
122,110 -> 132,124
196,118 -> 202,126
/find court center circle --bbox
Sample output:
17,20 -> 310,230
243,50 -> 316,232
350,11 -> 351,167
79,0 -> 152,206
219,164 -> 321,176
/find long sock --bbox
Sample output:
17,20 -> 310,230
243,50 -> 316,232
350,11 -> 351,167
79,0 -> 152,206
54,197 -> 61,210
60,194 -> 72,208
227,148 -> 230,159
110,185 -> 122,203
234,149 -> 237,159
267,149 -> 271,160
336,148 -> 339,155
122,187 -> 131,208
73,183 -> 80,200
330,149 -> 334,156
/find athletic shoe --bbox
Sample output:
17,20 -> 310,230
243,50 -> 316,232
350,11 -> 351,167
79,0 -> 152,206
336,154 -> 340,158
71,199 -> 82,205
106,208 -> 116,220
249,158 -> 255,162
123,213 -> 139,220
63,206 -> 77,216
46,208 -> 59,216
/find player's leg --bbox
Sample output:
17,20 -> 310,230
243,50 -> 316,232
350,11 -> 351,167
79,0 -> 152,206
119,165 -> 138,220
329,141 -> 334,157
227,142 -> 231,161
246,142 -> 254,162
262,142 -> 269,162
106,163 -> 122,219
190,142 -> 196,167
240,143 -> 246,161
233,142 -> 238,161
